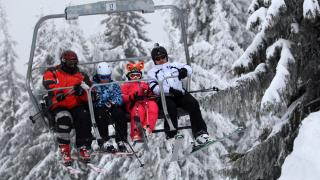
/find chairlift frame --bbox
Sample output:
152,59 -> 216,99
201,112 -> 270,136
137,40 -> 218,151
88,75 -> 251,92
26,0 -> 192,135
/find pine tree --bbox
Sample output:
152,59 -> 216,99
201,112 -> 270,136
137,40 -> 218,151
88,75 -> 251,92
232,0 -> 320,115
0,2 -> 26,132
101,12 -> 150,80
167,0 -> 253,79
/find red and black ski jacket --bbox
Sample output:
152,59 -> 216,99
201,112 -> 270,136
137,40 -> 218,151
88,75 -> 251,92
42,65 -> 92,110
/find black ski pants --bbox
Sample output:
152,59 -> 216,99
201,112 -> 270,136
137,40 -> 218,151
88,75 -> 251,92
160,93 -> 208,139
53,105 -> 92,148
94,106 -> 128,143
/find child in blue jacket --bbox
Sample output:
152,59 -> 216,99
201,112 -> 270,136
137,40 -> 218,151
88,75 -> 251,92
92,62 -> 128,152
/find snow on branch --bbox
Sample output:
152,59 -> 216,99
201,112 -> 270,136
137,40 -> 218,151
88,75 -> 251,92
303,0 -> 320,20
248,0 -> 263,14
261,0 -> 287,31
260,39 -> 294,111
246,7 -> 267,31
232,31 -> 265,74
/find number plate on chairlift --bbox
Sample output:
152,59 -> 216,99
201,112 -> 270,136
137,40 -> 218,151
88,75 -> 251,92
105,2 -> 116,11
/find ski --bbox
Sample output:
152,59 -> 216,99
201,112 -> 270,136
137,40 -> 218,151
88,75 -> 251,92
171,127 -> 245,162
59,161 -> 83,175
86,163 -> 107,173
134,116 -> 149,151
91,151 -> 135,157
170,134 -> 184,162
71,157 -> 108,173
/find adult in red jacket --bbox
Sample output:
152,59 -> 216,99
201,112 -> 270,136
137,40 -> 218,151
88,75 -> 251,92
42,50 -> 92,165
121,61 -> 158,142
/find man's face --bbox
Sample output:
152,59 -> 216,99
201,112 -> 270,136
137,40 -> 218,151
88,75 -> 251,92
154,55 -> 167,65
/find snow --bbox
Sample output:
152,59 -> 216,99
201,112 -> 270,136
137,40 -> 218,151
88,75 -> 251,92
279,111 -> 320,180
260,39 -> 294,111
303,0 -> 320,19
261,0 -> 286,30
232,31 -> 265,72
246,7 -> 267,31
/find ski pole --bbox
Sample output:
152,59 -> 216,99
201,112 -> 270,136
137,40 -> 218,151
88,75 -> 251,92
187,86 -> 220,94
110,118 -> 144,168
29,88 -> 75,123
104,104 -> 144,167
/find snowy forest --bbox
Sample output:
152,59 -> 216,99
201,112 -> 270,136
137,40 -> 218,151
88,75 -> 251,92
0,0 -> 320,179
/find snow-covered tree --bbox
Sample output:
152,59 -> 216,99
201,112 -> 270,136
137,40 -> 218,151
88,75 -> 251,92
0,1 -> 26,133
100,12 -> 151,80
166,0 -> 253,79
232,0 -> 320,115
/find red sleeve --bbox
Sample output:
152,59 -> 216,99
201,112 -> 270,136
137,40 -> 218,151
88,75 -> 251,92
121,83 -> 131,104
42,69 -> 58,89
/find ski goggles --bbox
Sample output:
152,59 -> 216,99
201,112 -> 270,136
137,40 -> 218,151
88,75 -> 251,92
154,55 -> 166,61
97,74 -> 111,80
65,59 -> 78,68
128,73 -> 142,79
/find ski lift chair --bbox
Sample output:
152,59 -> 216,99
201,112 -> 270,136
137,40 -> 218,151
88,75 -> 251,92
26,0 -> 193,141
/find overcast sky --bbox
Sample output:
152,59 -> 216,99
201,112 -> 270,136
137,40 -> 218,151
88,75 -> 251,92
3,0 -> 168,76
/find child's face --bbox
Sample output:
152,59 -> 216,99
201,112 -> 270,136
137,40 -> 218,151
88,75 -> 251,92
98,74 -> 111,83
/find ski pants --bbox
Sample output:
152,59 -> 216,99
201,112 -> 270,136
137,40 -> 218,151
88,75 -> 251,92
53,105 -> 92,148
94,106 -> 128,143
160,93 -> 208,139
129,100 -> 158,139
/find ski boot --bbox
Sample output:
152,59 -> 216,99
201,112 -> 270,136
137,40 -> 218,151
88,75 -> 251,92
79,146 -> 91,163
144,125 -> 152,136
100,140 -> 117,153
193,132 -> 214,151
59,144 -> 72,166
132,129 -> 143,143
117,141 -> 127,152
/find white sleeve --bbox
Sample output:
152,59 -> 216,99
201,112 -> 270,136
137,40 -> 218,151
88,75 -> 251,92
147,68 -> 170,95
171,62 -> 193,76
147,69 -> 160,95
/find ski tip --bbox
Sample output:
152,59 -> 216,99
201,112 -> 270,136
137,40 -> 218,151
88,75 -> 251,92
140,163 -> 145,168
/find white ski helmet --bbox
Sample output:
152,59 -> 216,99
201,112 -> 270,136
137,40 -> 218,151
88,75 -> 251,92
96,62 -> 112,75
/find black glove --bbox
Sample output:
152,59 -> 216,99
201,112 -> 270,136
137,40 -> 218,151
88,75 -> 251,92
169,87 -> 183,97
178,68 -> 188,80
92,91 -> 100,102
73,83 -> 84,96
129,92 -> 143,109
212,86 -> 220,91
131,92 -> 143,102
56,93 -> 66,102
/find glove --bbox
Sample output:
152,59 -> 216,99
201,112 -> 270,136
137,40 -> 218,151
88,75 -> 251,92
212,86 -> 220,91
178,68 -> 188,80
169,87 -> 183,97
73,83 -> 84,96
56,93 -> 66,102
131,92 -> 143,102
92,91 -> 100,102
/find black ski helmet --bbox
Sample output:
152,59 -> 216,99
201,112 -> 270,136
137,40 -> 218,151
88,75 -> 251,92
151,43 -> 168,64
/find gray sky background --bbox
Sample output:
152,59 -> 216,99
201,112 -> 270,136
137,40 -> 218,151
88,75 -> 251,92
3,0 -> 168,76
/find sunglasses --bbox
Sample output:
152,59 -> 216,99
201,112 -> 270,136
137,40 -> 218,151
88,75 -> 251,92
98,74 -> 111,80
129,73 -> 142,79
154,55 -> 166,61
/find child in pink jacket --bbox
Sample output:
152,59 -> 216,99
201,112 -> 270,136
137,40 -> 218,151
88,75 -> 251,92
121,61 -> 158,142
